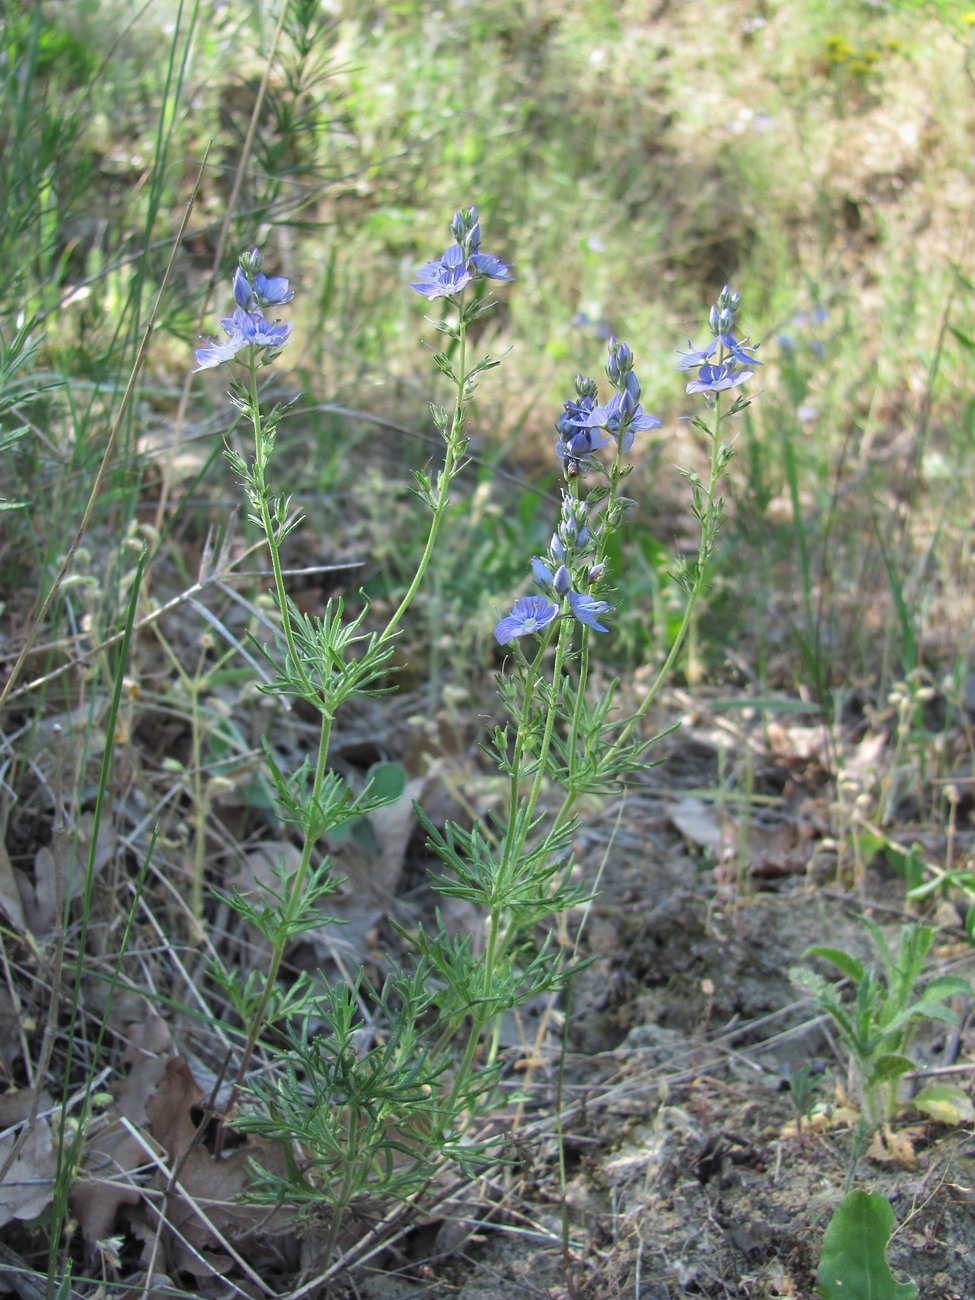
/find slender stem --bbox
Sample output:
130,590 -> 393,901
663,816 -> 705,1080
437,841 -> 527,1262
230,305 -> 477,1105
225,357 -> 341,1104
381,319 -> 468,644
247,358 -> 309,692
604,390 -> 727,761
498,625 -> 557,880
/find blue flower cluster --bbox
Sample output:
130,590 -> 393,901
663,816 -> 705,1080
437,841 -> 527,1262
495,336 -> 661,646
410,206 -> 514,301
555,339 -> 661,473
677,285 -> 760,394
194,247 -> 294,372
495,491 -> 612,644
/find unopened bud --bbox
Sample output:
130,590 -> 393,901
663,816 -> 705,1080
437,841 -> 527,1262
606,338 -> 633,384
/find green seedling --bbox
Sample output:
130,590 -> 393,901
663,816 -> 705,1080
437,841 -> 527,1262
790,918 -> 971,1130
785,1060 -> 824,1148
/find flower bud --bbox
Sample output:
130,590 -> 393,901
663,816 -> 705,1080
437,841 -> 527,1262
450,207 -> 480,256
232,265 -> 252,308
606,337 -> 633,384
553,564 -> 572,596
532,556 -> 554,586
239,247 -> 263,277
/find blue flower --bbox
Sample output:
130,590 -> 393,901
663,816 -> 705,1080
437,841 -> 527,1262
676,340 -> 718,369
584,383 -> 662,452
193,329 -> 251,372
411,207 -> 514,301
233,256 -> 294,311
235,309 -> 293,350
532,556 -> 553,586
195,250 -> 294,372
410,244 -> 478,299
567,591 -> 612,632
494,595 -> 559,645
194,307 -> 293,372
555,392 -> 612,466
686,363 -> 754,394
713,332 -> 762,366
605,337 -> 633,384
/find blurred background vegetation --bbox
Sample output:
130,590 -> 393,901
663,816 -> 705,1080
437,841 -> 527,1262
2,0 -> 974,721
3,3 -> 975,1290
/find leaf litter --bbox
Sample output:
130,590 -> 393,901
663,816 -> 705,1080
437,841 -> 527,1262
1,647 -> 974,1297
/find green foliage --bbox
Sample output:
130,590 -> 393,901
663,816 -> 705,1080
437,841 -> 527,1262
4,0 -> 975,1289
790,919 -> 971,1128
819,1189 -> 917,1300
786,1061 -> 825,1146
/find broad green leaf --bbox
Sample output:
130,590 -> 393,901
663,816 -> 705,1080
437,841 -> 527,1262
362,760 -> 408,807
921,975 -> 971,1003
819,1190 -> 917,1300
911,1083 -> 975,1126
865,1054 -> 915,1087
883,1001 -> 958,1037
804,947 -> 865,983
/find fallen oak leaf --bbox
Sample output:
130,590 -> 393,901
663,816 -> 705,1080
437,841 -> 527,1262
141,1054 -> 297,1281
145,1057 -> 206,1164
70,997 -> 175,1243
0,1114 -> 57,1228
117,1116 -> 294,1290
166,1139 -> 295,1280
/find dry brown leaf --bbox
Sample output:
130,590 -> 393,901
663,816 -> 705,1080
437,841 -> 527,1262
0,1090 -> 53,1127
669,796 -> 727,857
145,1057 -> 205,1163
166,1140 -> 293,1280
765,721 -> 831,765
868,1123 -> 922,1169
840,730 -> 888,786
115,1274 -> 176,1300
742,817 -> 800,877
0,1115 -> 57,1228
0,994 -> 24,1079
71,997 -> 175,1242
314,774 -> 423,966
70,1123 -> 149,1242
366,774 -> 425,898
29,813 -> 117,935
0,827 -> 25,932
136,1053 -> 296,1281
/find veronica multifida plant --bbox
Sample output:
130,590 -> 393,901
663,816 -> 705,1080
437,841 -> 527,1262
193,218 -> 523,1251
193,220 -> 758,1258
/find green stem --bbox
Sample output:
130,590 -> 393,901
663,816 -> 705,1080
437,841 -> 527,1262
247,357 -> 310,695
380,319 -> 468,644
604,389 -> 727,761
230,307 -> 477,1103
227,712 -> 334,1106
225,356 -> 342,1103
